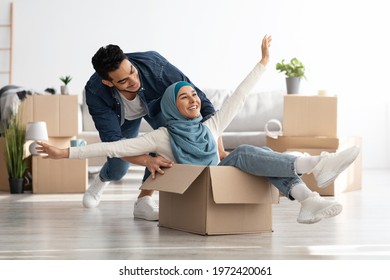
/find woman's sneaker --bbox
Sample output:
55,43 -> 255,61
310,146 -> 360,188
297,192 -> 343,224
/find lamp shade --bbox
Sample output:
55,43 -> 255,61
26,121 -> 48,141
26,122 -> 48,155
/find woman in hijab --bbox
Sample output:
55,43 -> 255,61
37,35 -> 359,224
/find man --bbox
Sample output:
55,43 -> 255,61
84,45 -> 227,220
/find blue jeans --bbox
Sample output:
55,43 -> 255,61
99,118 -> 144,182
218,144 -> 303,200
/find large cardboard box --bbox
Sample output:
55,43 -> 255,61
32,156 -> 88,193
267,136 -> 362,195
21,95 -> 78,137
32,136 -> 87,193
141,164 -> 279,235
283,95 -> 338,137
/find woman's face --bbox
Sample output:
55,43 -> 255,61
176,85 -> 201,119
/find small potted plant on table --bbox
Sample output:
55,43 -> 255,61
60,75 -> 72,95
276,57 -> 306,94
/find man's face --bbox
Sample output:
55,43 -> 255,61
102,59 -> 141,94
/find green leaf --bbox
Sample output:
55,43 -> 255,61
275,57 -> 306,78
4,109 -> 27,179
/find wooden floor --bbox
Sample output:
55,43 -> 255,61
1,168 -> 390,260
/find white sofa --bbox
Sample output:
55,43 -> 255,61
78,89 -> 285,167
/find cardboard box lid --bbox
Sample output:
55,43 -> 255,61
141,164 -> 207,194
141,164 -> 279,204
266,136 -> 339,152
208,166 -> 277,204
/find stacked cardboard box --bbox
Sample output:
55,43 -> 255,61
266,95 -> 362,196
0,95 -> 87,193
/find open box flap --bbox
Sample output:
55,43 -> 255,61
140,164 -> 207,194
209,166 -> 279,204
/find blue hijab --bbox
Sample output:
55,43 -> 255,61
161,81 -> 219,166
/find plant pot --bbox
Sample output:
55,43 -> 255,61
60,85 -> 69,95
286,77 -> 301,94
9,178 -> 24,194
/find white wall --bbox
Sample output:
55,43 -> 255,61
1,0 -> 389,169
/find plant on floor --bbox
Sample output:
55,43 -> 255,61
4,109 -> 28,193
276,57 -> 306,94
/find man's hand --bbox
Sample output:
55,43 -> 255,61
144,155 -> 174,179
124,154 -> 174,179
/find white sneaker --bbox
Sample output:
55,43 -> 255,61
297,192 -> 343,224
83,176 -> 109,208
133,196 -> 159,221
310,146 -> 360,188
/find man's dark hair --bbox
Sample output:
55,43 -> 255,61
91,44 -> 127,81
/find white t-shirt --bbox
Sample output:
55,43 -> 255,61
118,91 -> 147,120
70,63 -> 266,163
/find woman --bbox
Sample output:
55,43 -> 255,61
37,35 -> 359,224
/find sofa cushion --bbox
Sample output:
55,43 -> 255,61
203,88 -> 284,132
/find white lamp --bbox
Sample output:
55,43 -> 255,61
26,121 -> 48,155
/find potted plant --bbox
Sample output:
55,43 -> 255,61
60,75 -> 72,95
4,111 -> 28,194
276,57 -> 306,94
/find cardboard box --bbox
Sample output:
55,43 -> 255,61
283,95 -> 337,137
141,164 -> 279,235
32,155 -> 88,193
32,137 -> 87,193
267,136 -> 362,195
21,95 -> 78,137
266,136 -> 339,151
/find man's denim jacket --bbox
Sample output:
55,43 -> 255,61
85,51 -> 216,142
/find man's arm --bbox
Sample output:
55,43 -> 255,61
84,79 -> 123,142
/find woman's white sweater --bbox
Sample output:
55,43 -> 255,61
69,63 -> 266,163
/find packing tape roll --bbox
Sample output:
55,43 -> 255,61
264,119 -> 283,139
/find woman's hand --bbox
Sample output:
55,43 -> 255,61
36,141 -> 70,159
260,34 -> 272,66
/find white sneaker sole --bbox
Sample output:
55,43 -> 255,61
133,211 -> 159,221
297,203 -> 343,224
